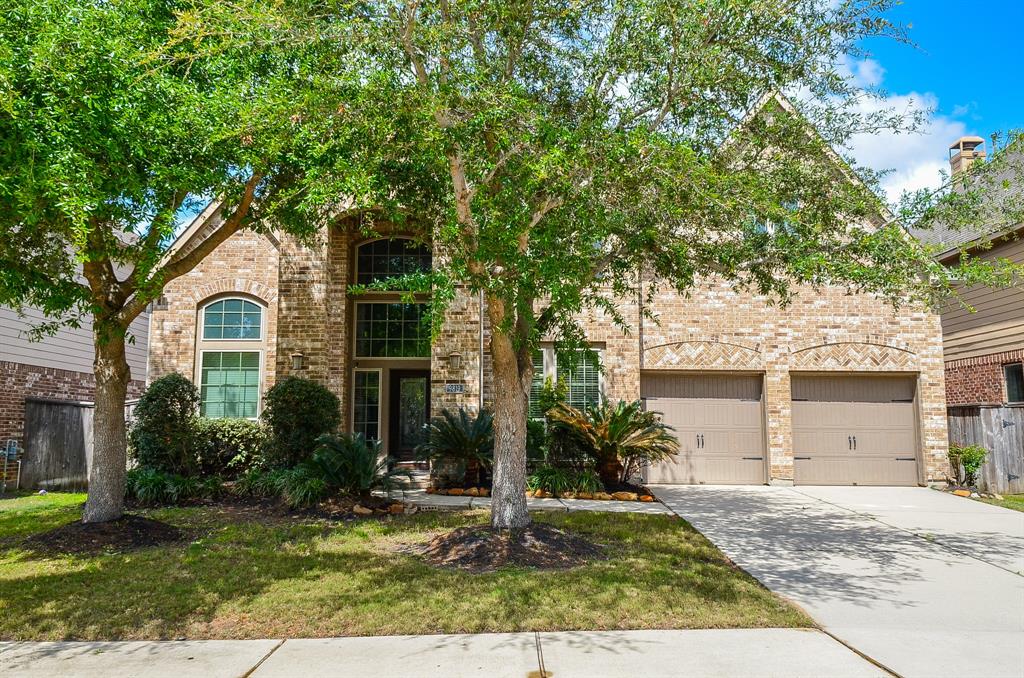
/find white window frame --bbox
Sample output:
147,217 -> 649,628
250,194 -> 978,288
529,345 -> 605,413
1005,362 -> 1024,404
351,367 -> 383,441
200,296 -> 265,342
197,348 -> 264,420
352,300 -> 432,360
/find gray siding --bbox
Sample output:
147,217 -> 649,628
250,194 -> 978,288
0,305 -> 149,381
941,236 -> 1024,361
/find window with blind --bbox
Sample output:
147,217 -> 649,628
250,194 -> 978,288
528,351 -> 545,419
200,351 -> 261,418
563,351 -> 601,409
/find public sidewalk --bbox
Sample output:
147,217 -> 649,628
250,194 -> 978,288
0,628 -> 889,678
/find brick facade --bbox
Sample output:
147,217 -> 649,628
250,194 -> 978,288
945,348 -> 1024,406
151,223 -> 951,485
0,360 -> 145,485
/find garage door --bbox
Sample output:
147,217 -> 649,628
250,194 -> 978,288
792,375 -> 920,486
642,373 -> 766,485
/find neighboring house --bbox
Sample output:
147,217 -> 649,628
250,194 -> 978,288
915,137 -> 1024,408
148,102 -> 950,487
0,304 -> 149,487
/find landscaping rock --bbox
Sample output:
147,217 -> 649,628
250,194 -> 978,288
612,491 -> 638,501
388,503 -> 405,515
639,495 -> 655,502
353,504 -> 374,516
466,487 -> 480,497
559,492 -> 576,499
577,492 -> 594,500
479,489 -> 490,497
994,493 -> 1004,500
594,492 -> 612,501
447,488 -> 465,496
953,489 -> 971,497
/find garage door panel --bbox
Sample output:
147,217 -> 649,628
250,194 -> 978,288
644,380 -> 765,485
792,376 -> 920,486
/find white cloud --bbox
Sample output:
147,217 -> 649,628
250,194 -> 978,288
841,59 -> 967,203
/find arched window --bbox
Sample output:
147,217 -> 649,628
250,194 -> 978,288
197,297 -> 266,418
202,298 -> 263,340
355,238 -> 431,285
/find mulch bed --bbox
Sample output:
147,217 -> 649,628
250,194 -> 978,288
23,515 -> 186,555
413,523 -> 606,573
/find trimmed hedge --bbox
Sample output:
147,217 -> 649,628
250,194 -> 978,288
262,376 -> 341,467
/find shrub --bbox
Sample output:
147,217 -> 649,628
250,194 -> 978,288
280,465 -> 329,509
125,467 -> 222,505
549,400 -> 678,485
128,373 -> 200,475
234,467 -> 289,498
416,408 -> 493,487
262,377 -> 341,467
310,433 -> 409,498
526,418 -> 547,467
527,465 -> 602,495
949,444 -> 988,487
192,417 -> 269,477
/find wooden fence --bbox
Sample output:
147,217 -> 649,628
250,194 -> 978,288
947,405 -> 1024,495
19,397 -> 138,491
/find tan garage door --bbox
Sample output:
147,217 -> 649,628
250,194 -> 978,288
792,375 -> 920,486
642,373 -> 766,485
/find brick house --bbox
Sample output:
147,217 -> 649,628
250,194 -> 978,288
149,166 -> 951,487
915,137 -> 1024,408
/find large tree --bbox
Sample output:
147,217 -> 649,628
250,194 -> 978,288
184,0 -> 1021,529
0,0 -> 370,522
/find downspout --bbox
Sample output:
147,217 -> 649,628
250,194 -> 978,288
478,288 -> 485,411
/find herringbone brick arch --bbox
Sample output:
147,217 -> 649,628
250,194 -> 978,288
643,340 -> 763,370
790,342 -> 918,370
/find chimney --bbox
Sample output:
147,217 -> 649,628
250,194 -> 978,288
949,136 -> 986,175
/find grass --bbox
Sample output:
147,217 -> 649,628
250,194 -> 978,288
0,493 -> 810,640
978,493 -> 1024,512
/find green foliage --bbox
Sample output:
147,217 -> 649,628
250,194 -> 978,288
416,409 -> 493,487
526,418 -> 548,466
128,374 -> 200,475
280,465 -> 330,509
234,467 -> 290,499
262,377 -> 341,468
309,433 -> 409,498
549,400 -> 678,485
949,444 -> 988,487
126,467 -> 222,505
192,417 -> 269,477
537,377 -> 568,416
527,465 -> 602,495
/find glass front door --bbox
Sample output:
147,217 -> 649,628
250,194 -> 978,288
388,370 -> 430,463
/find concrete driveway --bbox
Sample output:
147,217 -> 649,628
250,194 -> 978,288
654,485 -> 1024,678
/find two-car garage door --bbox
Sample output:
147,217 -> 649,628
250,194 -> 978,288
643,373 -> 766,485
643,372 -> 921,486
792,375 -> 920,486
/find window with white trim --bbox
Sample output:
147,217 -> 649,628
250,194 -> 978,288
528,347 -> 603,417
352,370 -> 382,440
196,296 -> 266,419
355,238 -> 432,285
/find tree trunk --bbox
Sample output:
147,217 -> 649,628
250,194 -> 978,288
488,329 -> 531,530
82,329 -> 131,524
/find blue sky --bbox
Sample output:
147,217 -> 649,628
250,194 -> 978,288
847,0 -> 1024,200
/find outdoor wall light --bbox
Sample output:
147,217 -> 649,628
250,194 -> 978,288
291,352 -> 305,371
448,351 -> 463,371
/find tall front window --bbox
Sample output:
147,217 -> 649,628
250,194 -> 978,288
353,370 -> 381,440
197,296 -> 266,418
354,302 -> 430,358
356,238 -> 432,285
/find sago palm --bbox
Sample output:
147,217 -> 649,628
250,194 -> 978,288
415,408 -> 494,486
548,400 -> 677,485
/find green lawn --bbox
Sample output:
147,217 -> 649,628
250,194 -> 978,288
0,493 -> 809,640
979,493 -> 1024,513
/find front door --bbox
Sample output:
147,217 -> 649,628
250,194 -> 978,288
388,370 -> 430,464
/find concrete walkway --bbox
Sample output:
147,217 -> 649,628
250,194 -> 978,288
392,488 -> 675,514
0,629 -> 888,677
654,485 -> 1024,678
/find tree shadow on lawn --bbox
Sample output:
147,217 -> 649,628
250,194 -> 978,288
0,510 -> 806,640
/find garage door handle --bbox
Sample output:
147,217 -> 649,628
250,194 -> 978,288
895,457 -> 916,461
853,436 -> 857,450
795,456 -> 811,460
848,436 -> 852,450
742,457 -> 763,461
